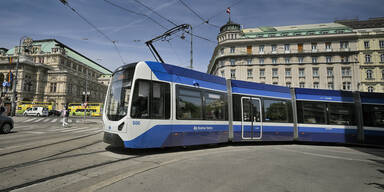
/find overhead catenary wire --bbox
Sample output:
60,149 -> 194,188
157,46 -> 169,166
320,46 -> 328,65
178,0 -> 219,29
103,0 -> 168,30
58,0 -> 126,66
134,0 -> 178,27
193,0 -> 244,30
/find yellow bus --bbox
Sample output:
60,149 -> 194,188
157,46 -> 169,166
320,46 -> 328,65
33,102 -> 54,110
68,103 -> 102,117
16,101 -> 54,114
16,101 -> 33,114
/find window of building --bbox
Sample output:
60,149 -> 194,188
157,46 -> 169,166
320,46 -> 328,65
313,82 -> 319,89
312,57 -> 318,64
272,68 -> 278,77
328,82 -> 334,90
381,54 -> 384,62
382,70 -> 384,79
247,69 -> 253,78
230,46 -> 235,53
284,44 -> 290,52
50,83 -> 57,93
231,69 -> 236,79
326,42 -> 332,50
327,67 -> 333,77
285,68 -> 291,77
247,58 -> 252,65
273,82 -> 278,85
285,57 -> 290,64
299,68 -> 305,77
313,68 -> 319,77
326,56 -> 332,63
219,70 -> 223,77
259,45 -> 264,53
260,69 -> 265,77
263,99 -> 291,123
247,45 -> 252,54
299,82 -> 305,88
272,58 -> 277,64
230,59 -> 235,66
380,40 -> 384,48
259,58 -> 264,65
220,48 -> 224,55
298,43 -> 303,52
298,57 -> 304,64
219,60 -> 224,67
364,41 -> 370,48
311,43 -> 317,51
322,31 -> 328,35
271,45 -> 277,52
342,82 -> 351,90
341,56 -> 349,63
67,83 -> 72,94
368,86 -> 374,92
342,67 -> 351,77
365,54 -> 371,63
340,41 -> 348,49
366,69 -> 373,79
286,82 -> 291,87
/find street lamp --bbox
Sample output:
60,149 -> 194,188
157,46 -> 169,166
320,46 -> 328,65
11,36 -> 33,116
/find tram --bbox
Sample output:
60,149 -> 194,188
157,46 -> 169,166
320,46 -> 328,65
103,61 -> 384,148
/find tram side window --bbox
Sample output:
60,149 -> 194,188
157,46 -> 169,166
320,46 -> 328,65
263,99 -> 292,122
151,82 -> 170,119
204,92 -> 225,120
363,104 -> 384,128
232,94 -> 242,121
131,80 -> 150,118
177,88 -> 202,120
327,103 -> 356,125
131,80 -> 170,119
297,101 -> 327,124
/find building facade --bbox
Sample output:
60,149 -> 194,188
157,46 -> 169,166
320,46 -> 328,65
0,39 -> 112,110
208,18 -> 384,92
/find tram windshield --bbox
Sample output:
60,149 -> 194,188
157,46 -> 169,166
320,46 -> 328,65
106,66 -> 135,121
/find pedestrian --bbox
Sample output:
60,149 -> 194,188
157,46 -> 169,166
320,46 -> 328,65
62,108 -> 68,127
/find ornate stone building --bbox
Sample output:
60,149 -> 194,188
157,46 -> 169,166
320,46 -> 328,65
208,18 -> 384,93
0,39 -> 112,110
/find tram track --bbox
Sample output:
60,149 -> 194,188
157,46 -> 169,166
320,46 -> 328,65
0,131 -> 101,157
0,140 -> 103,172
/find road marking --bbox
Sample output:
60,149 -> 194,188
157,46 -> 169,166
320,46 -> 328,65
33,118 -> 44,122
24,118 -> 37,122
24,131 -> 45,134
43,118 -> 51,122
275,147 -> 380,163
51,118 -> 58,123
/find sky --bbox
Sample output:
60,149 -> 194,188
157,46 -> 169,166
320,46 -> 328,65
0,0 -> 383,73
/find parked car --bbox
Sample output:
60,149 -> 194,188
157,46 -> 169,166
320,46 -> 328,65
0,107 -> 13,134
48,110 -> 61,116
23,107 -> 49,117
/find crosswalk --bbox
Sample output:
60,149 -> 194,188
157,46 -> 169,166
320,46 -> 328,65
21,126 -> 103,135
15,117 -> 100,124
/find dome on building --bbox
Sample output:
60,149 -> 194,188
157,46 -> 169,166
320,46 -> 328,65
220,19 -> 241,33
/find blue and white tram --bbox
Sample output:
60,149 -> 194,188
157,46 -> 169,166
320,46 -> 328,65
103,61 -> 384,148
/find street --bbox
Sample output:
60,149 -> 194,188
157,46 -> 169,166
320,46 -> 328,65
0,117 -> 383,192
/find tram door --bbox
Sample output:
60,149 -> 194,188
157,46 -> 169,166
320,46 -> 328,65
241,97 -> 262,139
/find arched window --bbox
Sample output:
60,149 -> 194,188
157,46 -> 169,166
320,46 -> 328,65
368,86 -> 374,92
381,54 -> 384,62
366,70 -> 373,79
